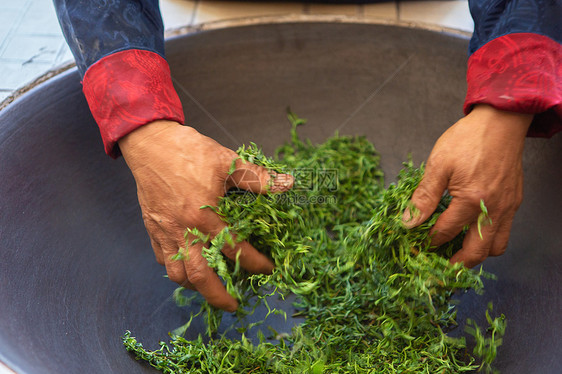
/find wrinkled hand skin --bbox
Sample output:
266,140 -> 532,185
118,120 -> 293,312
403,105 -> 533,268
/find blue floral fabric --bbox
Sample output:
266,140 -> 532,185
54,0 -> 165,77
469,0 -> 562,55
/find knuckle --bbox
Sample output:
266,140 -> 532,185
142,214 -> 159,231
462,191 -> 486,208
221,245 -> 239,260
490,235 -> 509,256
491,244 -> 507,257
143,212 -> 178,231
184,253 -> 212,286
413,184 -> 434,203
142,211 -> 160,223
432,227 -> 459,243
498,188 -> 521,208
187,215 -> 221,236
186,266 -> 209,287
166,267 -> 187,284
411,186 -> 438,213
216,150 -> 237,172
514,189 -> 524,208
465,249 -> 489,267
153,250 -> 165,265
188,209 -> 209,226
221,149 -> 237,164
426,152 -> 446,170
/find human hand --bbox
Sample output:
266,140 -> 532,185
402,105 -> 533,268
118,120 -> 293,311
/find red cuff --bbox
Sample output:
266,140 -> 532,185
83,49 -> 185,158
464,33 -> 562,138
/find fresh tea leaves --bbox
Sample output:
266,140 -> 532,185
124,112 -> 505,373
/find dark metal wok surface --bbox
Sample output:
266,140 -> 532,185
0,21 -> 561,373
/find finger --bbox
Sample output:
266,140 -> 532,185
222,239 -> 274,274
489,215 -> 514,257
269,172 -> 294,193
402,162 -> 449,228
202,214 -> 274,275
450,220 -> 497,268
149,236 -> 165,265
489,176 -> 523,257
159,238 -> 196,290
227,159 -> 293,194
183,240 -> 238,312
429,198 -> 481,247
141,215 -> 166,265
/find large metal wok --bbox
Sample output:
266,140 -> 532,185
1,18 -> 560,373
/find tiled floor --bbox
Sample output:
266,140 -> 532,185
0,0 -> 472,105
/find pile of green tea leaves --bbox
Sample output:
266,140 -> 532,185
124,111 -> 506,373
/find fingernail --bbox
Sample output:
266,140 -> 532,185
271,173 -> 294,191
402,207 -> 417,229
281,176 -> 293,188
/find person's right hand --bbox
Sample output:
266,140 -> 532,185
118,120 -> 293,311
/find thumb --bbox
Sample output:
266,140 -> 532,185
227,159 -> 293,194
402,163 -> 448,229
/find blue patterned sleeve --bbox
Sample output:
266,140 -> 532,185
53,0 -> 166,77
468,0 -> 562,55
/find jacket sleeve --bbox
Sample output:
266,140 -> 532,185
466,0 -> 562,137
53,0 -> 185,158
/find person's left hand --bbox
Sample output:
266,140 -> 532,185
119,120 -> 293,311
402,104 -> 533,267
